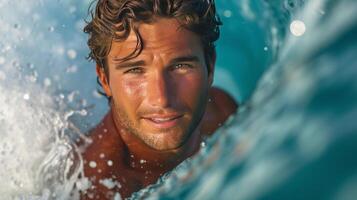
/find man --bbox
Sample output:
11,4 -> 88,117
80,0 -> 237,199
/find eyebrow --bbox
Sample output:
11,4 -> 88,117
114,60 -> 146,69
167,56 -> 200,66
113,55 -> 200,69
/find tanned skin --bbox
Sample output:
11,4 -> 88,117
80,18 -> 237,199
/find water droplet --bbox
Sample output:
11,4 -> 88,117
66,65 -> 77,73
99,153 -> 105,158
48,26 -> 55,32
67,91 -> 76,102
201,141 -> 206,148
12,60 -> 20,68
0,71 -> 6,80
284,0 -> 302,11
290,20 -> 306,37
107,160 -> 113,166
4,45 -> 11,52
27,63 -> 34,69
44,78 -> 51,87
81,99 -> 87,106
286,1 -> 295,8
223,10 -> 232,18
67,49 -> 77,59
139,159 -> 146,164
69,6 -> 76,13
23,93 -> 30,100
79,109 -> 87,116
0,57 -> 5,65
89,161 -> 97,168
264,46 -> 268,51
55,46 -> 65,55
114,192 -> 121,200
27,74 -> 37,83
32,13 -> 40,22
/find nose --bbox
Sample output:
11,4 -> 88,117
147,71 -> 171,108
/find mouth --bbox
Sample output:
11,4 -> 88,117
142,114 -> 183,129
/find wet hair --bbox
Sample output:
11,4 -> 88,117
84,0 -> 222,98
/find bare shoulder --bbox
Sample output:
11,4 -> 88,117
210,87 -> 238,117
81,111 -> 126,171
200,87 -> 238,136
81,112 -> 122,159
79,112 -> 126,199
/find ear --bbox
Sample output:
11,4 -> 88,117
207,51 -> 216,86
96,64 -> 112,97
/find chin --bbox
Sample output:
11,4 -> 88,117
150,143 -> 182,151
142,130 -> 190,151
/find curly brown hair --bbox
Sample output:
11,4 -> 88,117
84,0 -> 222,97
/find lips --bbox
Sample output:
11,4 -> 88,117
142,114 -> 183,129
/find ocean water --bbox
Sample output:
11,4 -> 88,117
0,0 -> 356,199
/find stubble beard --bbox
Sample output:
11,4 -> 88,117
110,97 -> 207,151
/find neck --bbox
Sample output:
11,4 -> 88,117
110,109 -> 202,173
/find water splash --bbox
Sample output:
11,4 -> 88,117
0,78 -> 86,199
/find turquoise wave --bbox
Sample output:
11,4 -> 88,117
132,0 -> 357,199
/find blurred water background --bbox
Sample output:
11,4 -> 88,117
0,0 -> 356,199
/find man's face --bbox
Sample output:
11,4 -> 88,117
98,18 -> 214,151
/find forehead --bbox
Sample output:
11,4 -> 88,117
108,18 -> 204,59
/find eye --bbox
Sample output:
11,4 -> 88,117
172,64 -> 193,73
124,67 -> 144,74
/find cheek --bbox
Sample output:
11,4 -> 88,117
110,77 -> 147,108
121,79 -> 146,96
176,75 -> 207,104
